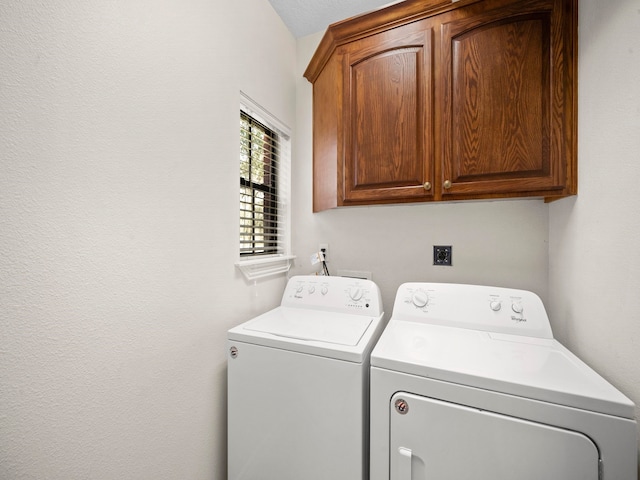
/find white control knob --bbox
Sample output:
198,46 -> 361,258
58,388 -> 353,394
321,286 -> 328,295
490,300 -> 502,311
296,286 -> 304,294
308,286 -> 315,294
412,290 -> 429,308
511,302 -> 523,314
349,288 -> 363,301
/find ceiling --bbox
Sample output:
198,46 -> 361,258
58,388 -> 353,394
268,0 -> 396,38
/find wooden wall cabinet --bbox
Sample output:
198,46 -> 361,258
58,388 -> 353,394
304,0 -> 577,212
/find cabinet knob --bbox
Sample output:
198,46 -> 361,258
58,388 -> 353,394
423,182 -> 432,191
443,180 -> 452,189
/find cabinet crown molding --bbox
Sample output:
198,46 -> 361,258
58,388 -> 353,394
304,0 -> 482,83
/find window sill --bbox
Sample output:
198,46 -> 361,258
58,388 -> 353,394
235,255 -> 296,281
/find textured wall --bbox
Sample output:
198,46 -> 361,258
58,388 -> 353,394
548,0 -> 640,471
0,1 -> 295,478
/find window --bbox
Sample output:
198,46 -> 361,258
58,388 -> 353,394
240,111 -> 280,256
237,93 -> 293,279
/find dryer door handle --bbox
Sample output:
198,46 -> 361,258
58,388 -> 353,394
398,447 -> 412,479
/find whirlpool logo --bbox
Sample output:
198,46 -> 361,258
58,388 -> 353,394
511,316 -> 527,323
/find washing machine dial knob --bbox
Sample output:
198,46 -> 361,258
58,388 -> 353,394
490,300 -> 502,311
411,290 -> 429,308
349,287 -> 363,301
511,302 -> 523,314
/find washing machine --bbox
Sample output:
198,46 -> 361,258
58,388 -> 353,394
228,275 -> 385,480
370,282 -> 637,480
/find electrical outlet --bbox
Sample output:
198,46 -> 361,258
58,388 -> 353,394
433,245 -> 452,266
319,243 -> 329,261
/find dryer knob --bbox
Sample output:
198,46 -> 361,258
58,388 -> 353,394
411,290 -> 429,308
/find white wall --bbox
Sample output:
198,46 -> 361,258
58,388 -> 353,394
548,0 -> 640,470
2,0 -> 638,477
293,32 -> 550,315
0,1 -> 295,479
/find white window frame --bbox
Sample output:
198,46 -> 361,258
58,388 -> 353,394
235,92 -> 294,280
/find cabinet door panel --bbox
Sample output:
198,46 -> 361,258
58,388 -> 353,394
343,27 -> 434,203
442,0 -> 567,196
353,49 -> 421,186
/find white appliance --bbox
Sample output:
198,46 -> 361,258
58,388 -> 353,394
228,275 -> 385,480
370,283 -> 637,480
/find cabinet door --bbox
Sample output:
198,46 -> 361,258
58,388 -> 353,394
441,0 -> 572,197
342,24 -> 434,204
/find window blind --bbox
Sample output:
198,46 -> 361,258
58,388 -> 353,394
239,98 -> 291,258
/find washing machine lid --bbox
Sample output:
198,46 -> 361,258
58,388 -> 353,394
371,320 -> 635,419
228,306 -> 381,363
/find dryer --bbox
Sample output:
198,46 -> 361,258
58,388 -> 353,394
370,283 -> 637,480
228,275 -> 385,480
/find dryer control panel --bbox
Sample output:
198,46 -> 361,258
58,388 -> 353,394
281,275 -> 383,316
393,283 -> 552,339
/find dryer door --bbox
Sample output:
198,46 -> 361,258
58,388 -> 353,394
390,392 -> 599,480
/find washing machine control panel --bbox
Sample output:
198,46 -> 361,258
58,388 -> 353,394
281,275 -> 383,316
394,283 -> 553,339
